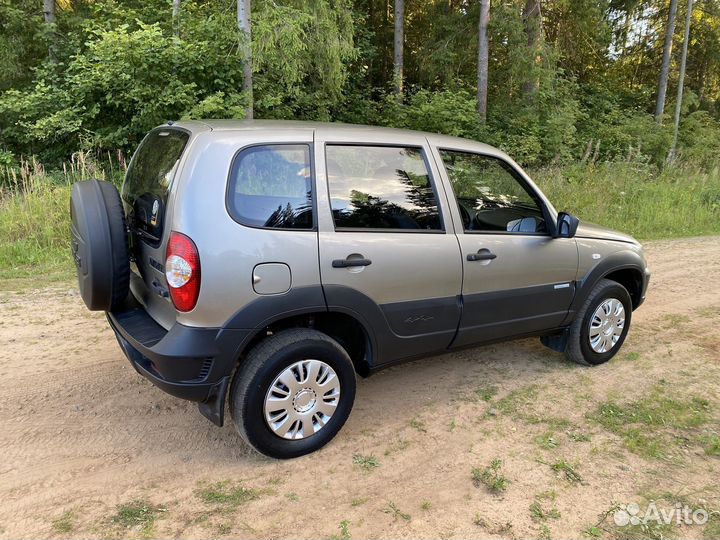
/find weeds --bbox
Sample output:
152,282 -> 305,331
550,460 -> 583,485
329,519 -> 351,540
535,431 -> 560,450
384,501 -> 411,521
51,510 -> 75,533
472,458 -> 510,493
409,417 -> 427,433
110,499 -> 166,538
196,481 -> 259,508
352,454 -> 380,471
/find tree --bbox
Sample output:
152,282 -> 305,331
43,0 -> 56,60
669,0 -> 695,161
477,0 -> 490,122
42,0 -> 55,24
655,0 -> 680,123
393,0 -> 404,99
521,0 -> 542,98
237,0 -> 253,119
172,0 -> 181,36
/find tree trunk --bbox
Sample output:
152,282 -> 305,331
393,0 -> 404,100
521,0 -> 542,98
477,0 -> 490,122
172,0 -> 181,37
655,0 -> 679,123
237,0 -> 253,120
669,0 -> 694,162
43,0 -> 55,23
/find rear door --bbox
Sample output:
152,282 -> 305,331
315,130 -> 463,364
430,145 -> 578,347
122,126 -> 194,326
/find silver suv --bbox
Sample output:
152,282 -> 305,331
70,120 -> 650,458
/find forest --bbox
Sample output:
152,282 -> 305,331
0,0 -> 719,277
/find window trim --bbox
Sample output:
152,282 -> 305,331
437,148 -> 555,237
225,142 -> 317,232
323,142 -> 447,234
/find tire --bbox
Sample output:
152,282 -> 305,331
229,328 -> 356,459
565,278 -> 632,366
70,179 -> 130,311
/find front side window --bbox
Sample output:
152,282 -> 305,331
326,145 -> 442,231
440,150 -> 547,234
228,144 -> 313,229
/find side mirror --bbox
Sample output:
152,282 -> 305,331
555,212 -> 580,238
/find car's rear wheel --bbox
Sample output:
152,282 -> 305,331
566,278 -> 632,366
229,328 -> 356,458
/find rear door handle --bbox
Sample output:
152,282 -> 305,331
332,258 -> 372,268
467,250 -> 497,262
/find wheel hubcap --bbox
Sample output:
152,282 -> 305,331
589,298 -> 625,353
264,359 -> 340,440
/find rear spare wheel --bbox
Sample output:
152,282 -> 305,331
70,179 -> 130,311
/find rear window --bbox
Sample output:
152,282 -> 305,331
122,128 -> 189,242
227,144 -> 313,229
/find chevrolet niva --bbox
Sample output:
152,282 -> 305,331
70,120 -> 650,458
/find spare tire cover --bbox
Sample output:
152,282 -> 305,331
70,179 -> 130,311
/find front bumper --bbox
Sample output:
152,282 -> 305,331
107,302 -> 249,425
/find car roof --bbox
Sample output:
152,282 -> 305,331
169,119 -> 504,157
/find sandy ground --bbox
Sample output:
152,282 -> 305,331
0,236 -> 719,540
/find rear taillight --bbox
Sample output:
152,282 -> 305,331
165,231 -> 201,312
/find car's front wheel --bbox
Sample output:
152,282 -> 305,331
229,328 -> 356,458
566,278 -> 633,366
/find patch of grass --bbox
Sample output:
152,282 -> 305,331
196,481 -> 259,508
111,499 -> 166,538
52,510 -> 75,534
421,501 -> 432,510
329,519 -> 351,540
663,313 -> 691,326
350,497 -> 368,507
384,501 -> 411,522
624,351 -> 641,361
216,522 -> 232,535
535,431 -> 560,450
550,460 -> 583,485
493,385 -> 539,416
352,453 -> 380,471
530,501 -> 561,522
702,434 -> 720,456
286,492 -> 299,502
409,417 -> 427,433
384,439 -> 410,455
567,430 -> 591,443
472,458 -> 510,493
475,385 -> 498,402
538,523 -> 552,540
590,389 -> 711,460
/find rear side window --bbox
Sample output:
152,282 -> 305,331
227,145 -> 313,229
122,128 -> 189,241
325,145 -> 442,231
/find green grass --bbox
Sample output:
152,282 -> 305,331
196,481 -> 260,507
549,460 -> 583,484
472,458 -> 510,493
535,161 -> 720,240
51,510 -> 75,533
590,388 -> 711,460
352,453 -> 380,471
383,501 -> 411,522
110,499 -> 166,538
329,519 -> 351,540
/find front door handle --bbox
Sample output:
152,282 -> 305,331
332,257 -> 372,268
467,249 -> 497,262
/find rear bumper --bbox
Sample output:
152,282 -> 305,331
107,302 -> 249,423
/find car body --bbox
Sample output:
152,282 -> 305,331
72,119 -> 650,457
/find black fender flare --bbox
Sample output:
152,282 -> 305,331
563,249 -> 647,325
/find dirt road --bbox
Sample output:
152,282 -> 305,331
1,237 -> 719,539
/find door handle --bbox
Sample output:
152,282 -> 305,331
332,257 -> 372,268
467,250 -> 497,262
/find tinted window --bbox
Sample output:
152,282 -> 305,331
122,128 -> 189,240
326,145 -> 442,231
440,150 -> 547,234
228,145 -> 313,229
